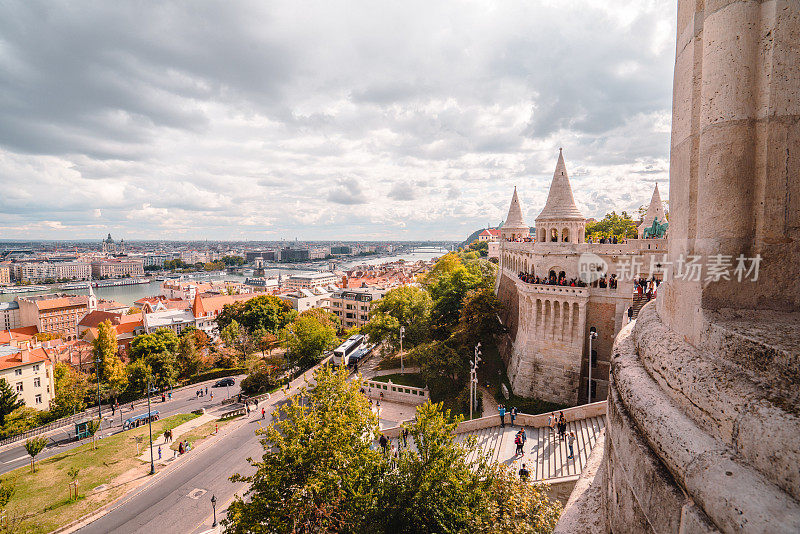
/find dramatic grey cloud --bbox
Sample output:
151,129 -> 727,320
0,0 -> 676,240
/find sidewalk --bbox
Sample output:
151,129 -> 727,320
137,413 -> 215,465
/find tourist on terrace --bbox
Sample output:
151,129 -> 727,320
498,404 -> 506,427
510,406 -> 517,427
519,463 -> 530,482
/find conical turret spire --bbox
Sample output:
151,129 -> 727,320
536,148 -> 584,221
502,187 -> 527,229
643,183 -> 666,223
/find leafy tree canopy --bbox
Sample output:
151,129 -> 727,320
362,286 -> 431,350
283,311 -> 339,368
585,211 -> 637,240
130,328 -> 180,361
225,367 -> 561,534
216,295 -> 294,334
94,320 -> 127,393
0,379 -> 23,427
49,363 -> 89,419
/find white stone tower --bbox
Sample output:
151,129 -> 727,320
535,149 -> 585,244
500,187 -> 530,241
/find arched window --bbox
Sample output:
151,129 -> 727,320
562,227 -> 570,242
550,228 -> 558,242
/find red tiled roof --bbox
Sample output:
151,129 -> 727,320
0,347 -> 49,371
78,311 -> 121,328
0,326 -> 39,344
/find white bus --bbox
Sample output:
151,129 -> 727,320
332,335 -> 365,366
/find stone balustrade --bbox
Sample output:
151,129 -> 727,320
380,400 -> 607,438
363,379 -> 429,406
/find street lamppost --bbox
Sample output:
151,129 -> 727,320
211,494 -> 218,527
399,326 -> 405,374
146,379 -> 155,475
94,357 -> 102,422
588,327 -> 598,404
470,343 -> 481,419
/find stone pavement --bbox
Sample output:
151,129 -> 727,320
137,413 -> 215,465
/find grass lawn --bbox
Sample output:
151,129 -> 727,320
371,373 -> 426,389
376,351 -> 418,371
477,343 -> 567,416
169,416 -> 238,451
4,413 -> 197,534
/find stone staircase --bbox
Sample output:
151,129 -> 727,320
630,294 -> 650,319
391,415 -> 606,483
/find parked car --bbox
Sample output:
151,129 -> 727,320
213,377 -> 235,388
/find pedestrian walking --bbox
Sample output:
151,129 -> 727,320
210,392 -> 213,401
402,427 -> 408,448
520,427 -> 527,453
262,407 -> 266,419
205,387 -> 208,396
158,445 -> 162,460
510,406 -> 517,427
627,306 -> 634,323
519,463 -> 530,482
498,404 -> 506,427
111,403 -> 115,416
168,391 -> 172,400
567,431 -> 576,459
379,434 -> 388,456
514,431 -> 524,456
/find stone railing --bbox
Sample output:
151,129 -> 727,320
363,379 -> 429,406
380,401 -> 607,438
516,280 -> 590,297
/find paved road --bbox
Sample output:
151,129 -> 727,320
74,362 -> 329,534
75,408 -> 272,534
0,376 -> 244,476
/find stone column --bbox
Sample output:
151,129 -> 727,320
659,0 -> 800,344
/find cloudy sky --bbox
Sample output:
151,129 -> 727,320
0,1 -> 676,241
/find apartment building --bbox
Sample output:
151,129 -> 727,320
327,287 -> 387,329
0,347 -> 55,410
0,302 -> 21,330
285,272 -> 339,291
91,258 -> 145,278
0,263 -> 10,285
18,294 -> 89,339
9,261 -> 91,282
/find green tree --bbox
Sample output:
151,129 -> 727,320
221,320 -> 251,362
129,328 -> 179,389
177,334 -> 203,378
24,437 -> 47,473
423,254 -> 486,339
216,295 -> 293,334
222,255 -> 246,266
86,418 -> 102,450
471,467 -> 562,533
585,211 -> 638,240
225,366 -> 382,533
283,312 -> 338,369
452,288 -> 506,350
129,328 -> 180,361
49,363 -> 89,418
224,368 -> 559,534
378,401 -> 494,533
0,379 -> 23,427
362,286 -> 432,350
0,407 -> 41,438
466,239 -> 489,257
126,359 -> 153,395
252,327 -> 278,358
93,320 -> 127,394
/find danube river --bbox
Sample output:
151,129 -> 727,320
0,247 -> 449,307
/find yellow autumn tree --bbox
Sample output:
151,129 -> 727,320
93,320 -> 127,395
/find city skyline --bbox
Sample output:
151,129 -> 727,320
1,1 -> 675,240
